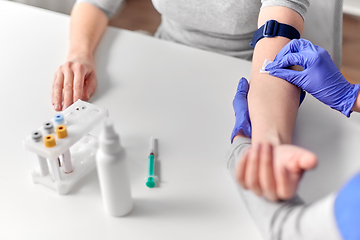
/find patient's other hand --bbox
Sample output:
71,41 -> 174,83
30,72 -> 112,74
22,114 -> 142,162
52,55 -> 97,111
236,142 -> 317,201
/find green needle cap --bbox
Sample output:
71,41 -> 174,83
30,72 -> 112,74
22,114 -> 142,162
146,177 -> 155,188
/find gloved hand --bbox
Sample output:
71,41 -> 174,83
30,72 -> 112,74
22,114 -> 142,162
231,77 -> 251,142
265,39 -> 360,117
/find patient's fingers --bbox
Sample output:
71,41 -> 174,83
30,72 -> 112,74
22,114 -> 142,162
236,148 -> 250,189
245,144 -> 262,196
275,160 -> 298,200
72,63 -> 85,102
83,72 -> 97,100
62,65 -> 74,110
52,71 -> 64,111
258,143 -> 278,201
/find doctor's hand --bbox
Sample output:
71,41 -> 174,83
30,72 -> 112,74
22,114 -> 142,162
236,142 -> 317,201
265,39 -> 360,117
231,77 -> 251,142
52,55 -> 97,111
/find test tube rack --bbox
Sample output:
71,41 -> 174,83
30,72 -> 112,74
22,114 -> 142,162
23,100 -> 108,195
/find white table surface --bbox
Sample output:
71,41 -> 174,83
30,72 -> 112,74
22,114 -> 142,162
1,1 -> 360,240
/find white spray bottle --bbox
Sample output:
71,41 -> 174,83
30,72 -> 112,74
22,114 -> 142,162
96,120 -> 133,216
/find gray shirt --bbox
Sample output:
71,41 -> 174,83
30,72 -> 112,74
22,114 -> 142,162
75,0 -> 309,60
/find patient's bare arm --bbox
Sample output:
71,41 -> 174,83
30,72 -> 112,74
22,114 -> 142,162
248,6 -> 304,146
236,6 -> 316,200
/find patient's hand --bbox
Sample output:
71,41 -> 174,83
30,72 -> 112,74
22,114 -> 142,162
235,142 -> 317,201
52,55 -> 97,111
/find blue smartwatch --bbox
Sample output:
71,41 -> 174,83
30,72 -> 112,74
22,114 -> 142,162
250,20 -> 300,48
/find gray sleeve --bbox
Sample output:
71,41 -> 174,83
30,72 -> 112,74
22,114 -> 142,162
226,137 -> 342,240
75,0 -> 124,19
261,0 -> 310,20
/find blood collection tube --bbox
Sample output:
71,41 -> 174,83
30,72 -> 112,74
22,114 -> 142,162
54,113 -> 64,126
43,121 -> 54,134
44,135 -> 61,181
56,125 -> 73,174
54,114 -> 65,167
31,131 -> 49,176
44,135 -> 56,147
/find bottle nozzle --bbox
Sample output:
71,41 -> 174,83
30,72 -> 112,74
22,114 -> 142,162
102,119 -> 118,139
99,118 -> 121,154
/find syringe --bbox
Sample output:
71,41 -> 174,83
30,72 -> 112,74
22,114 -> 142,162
146,136 -> 158,188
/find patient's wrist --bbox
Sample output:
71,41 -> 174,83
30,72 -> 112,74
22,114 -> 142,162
252,129 -> 287,146
350,91 -> 360,113
233,130 -> 250,141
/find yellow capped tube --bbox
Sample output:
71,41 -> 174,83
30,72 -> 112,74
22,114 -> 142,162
56,125 -> 68,139
55,125 -> 73,174
44,135 -> 56,148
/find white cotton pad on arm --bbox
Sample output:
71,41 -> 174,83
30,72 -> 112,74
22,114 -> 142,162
260,59 -> 272,74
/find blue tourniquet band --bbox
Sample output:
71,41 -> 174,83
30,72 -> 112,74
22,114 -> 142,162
250,20 -> 300,48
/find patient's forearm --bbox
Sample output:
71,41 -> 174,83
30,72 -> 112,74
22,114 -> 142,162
248,7 -> 304,145
248,43 -> 300,145
68,3 -> 108,59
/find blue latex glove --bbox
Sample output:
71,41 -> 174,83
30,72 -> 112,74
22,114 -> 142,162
265,39 -> 360,117
231,77 -> 251,143
335,171 -> 360,240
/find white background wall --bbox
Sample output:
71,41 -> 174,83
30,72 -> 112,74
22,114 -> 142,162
344,0 -> 360,16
